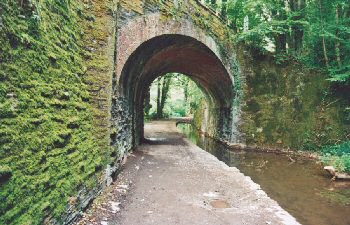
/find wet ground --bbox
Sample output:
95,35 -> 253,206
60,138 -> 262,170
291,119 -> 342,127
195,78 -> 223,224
178,123 -> 350,225
77,121 -> 299,225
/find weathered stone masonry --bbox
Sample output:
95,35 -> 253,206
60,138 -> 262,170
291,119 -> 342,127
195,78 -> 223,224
67,0 -> 239,223
0,1 -> 240,223
2,0 -> 347,223
113,0 -> 240,150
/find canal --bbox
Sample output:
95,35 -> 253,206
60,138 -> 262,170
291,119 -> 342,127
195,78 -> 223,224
177,123 -> 350,225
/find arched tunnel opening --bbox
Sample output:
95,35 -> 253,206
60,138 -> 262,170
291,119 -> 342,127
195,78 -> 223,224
115,34 -> 235,149
144,73 -> 209,121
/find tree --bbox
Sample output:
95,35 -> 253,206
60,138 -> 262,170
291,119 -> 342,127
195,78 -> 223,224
156,75 -> 172,119
287,0 -> 306,53
144,86 -> 152,118
147,74 -> 206,119
223,0 -> 349,83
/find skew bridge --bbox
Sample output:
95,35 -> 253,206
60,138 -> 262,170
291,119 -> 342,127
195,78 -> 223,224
112,0 -> 239,156
14,0 -> 239,223
81,0 -> 241,223
2,0 -> 345,223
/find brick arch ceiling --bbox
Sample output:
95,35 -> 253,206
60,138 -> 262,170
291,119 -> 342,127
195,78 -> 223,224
120,34 -> 234,108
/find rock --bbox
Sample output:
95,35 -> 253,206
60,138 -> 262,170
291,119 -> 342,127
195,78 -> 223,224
324,166 -> 350,180
109,201 -> 121,213
324,166 -> 337,176
228,143 -> 247,149
334,172 -> 350,180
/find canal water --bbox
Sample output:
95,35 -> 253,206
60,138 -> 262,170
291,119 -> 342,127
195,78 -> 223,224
177,123 -> 350,225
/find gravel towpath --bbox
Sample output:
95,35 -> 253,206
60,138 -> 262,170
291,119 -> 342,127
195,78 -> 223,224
77,120 -> 300,225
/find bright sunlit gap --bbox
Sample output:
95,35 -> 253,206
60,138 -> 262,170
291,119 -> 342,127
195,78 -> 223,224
144,73 -> 206,120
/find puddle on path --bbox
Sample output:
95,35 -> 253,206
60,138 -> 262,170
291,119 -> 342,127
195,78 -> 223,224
210,200 -> 231,208
146,137 -> 167,141
178,123 -> 350,225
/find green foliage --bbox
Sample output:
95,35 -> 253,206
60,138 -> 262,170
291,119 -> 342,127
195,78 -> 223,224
212,0 -> 350,172
147,74 -> 205,119
219,0 -> 350,85
321,141 -> 350,173
304,0 -> 350,83
322,141 -> 350,156
0,0 -> 108,223
328,64 -> 350,83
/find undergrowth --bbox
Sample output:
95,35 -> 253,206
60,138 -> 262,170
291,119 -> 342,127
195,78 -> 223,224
321,141 -> 350,173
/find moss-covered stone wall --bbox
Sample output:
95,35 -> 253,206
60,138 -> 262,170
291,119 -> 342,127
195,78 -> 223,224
0,0 -> 117,224
236,46 -> 349,150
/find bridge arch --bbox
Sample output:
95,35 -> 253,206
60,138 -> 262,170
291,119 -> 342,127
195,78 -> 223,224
112,11 -> 237,153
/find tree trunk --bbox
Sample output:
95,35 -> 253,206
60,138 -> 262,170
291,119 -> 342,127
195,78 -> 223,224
322,37 -> 330,69
183,78 -> 189,114
221,0 -> 227,18
156,78 -> 162,118
288,0 -> 296,52
335,3 -> 342,67
155,76 -> 172,119
159,76 -> 171,116
272,5 -> 287,54
184,79 -> 189,102
288,0 -> 305,53
275,34 -> 287,54
294,0 -> 305,52
144,87 -> 151,117
232,18 -> 238,34
318,0 -> 330,69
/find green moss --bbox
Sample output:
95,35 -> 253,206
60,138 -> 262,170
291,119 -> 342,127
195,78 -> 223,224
239,50 -> 348,150
0,0 -> 113,224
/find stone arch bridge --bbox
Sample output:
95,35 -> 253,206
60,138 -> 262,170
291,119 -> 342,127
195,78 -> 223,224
111,0 -> 239,157
2,0 -> 338,223
70,0 -> 245,222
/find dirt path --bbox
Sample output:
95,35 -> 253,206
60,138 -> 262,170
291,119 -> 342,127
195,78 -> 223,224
78,121 -> 300,225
